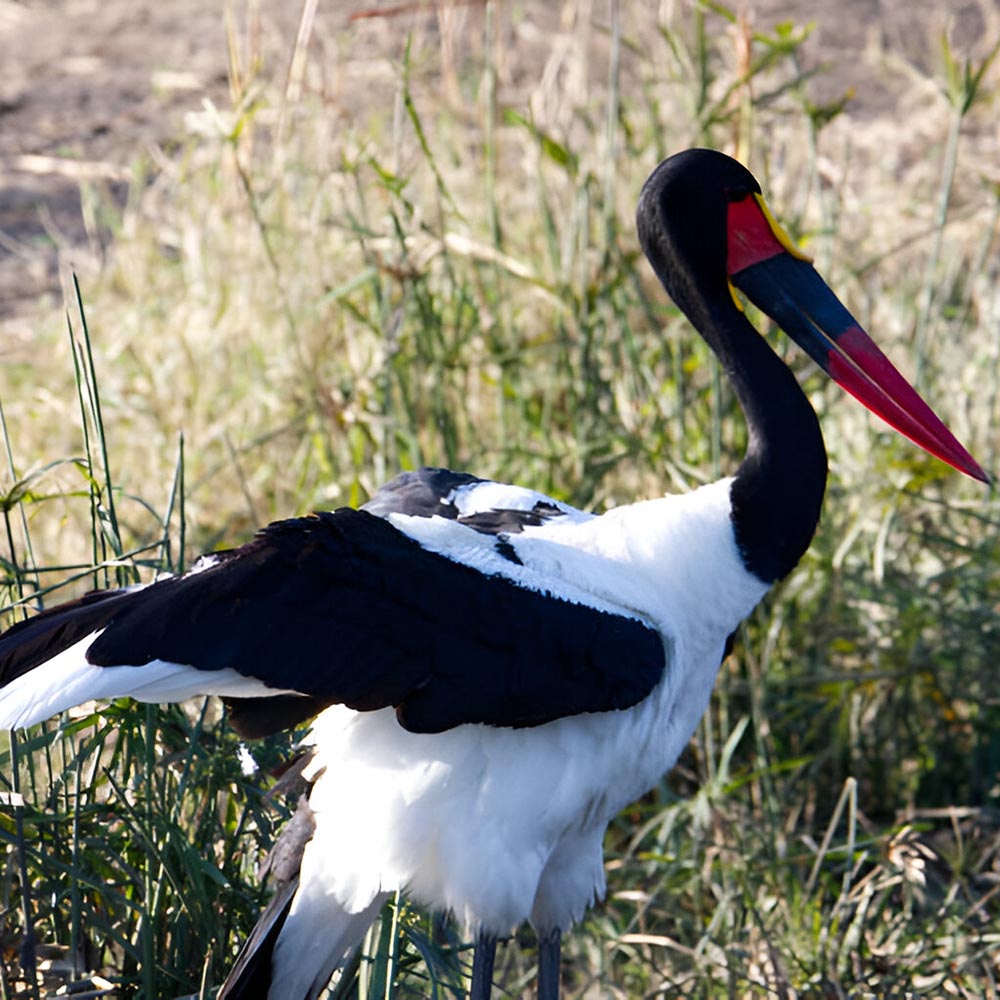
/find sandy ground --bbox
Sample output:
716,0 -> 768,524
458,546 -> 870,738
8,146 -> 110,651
0,0 -> 997,320
0,0 -> 227,317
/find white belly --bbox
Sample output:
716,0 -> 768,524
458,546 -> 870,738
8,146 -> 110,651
299,632 -> 723,936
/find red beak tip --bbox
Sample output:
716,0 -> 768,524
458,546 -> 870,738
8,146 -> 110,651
955,456 -> 991,485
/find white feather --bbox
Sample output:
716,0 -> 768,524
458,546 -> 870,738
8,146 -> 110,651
0,631 -> 294,730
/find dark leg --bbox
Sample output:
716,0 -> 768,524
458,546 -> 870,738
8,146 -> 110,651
469,930 -> 497,1000
537,928 -> 561,1000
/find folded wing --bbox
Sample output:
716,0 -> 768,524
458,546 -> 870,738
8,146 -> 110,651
0,507 -> 666,736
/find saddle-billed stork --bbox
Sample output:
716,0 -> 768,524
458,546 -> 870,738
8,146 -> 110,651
0,149 -> 987,999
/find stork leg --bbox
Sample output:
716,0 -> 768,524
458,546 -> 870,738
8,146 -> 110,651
537,928 -> 561,1000
469,930 -> 497,1000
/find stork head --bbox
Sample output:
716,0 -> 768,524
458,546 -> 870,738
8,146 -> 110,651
637,148 -> 988,484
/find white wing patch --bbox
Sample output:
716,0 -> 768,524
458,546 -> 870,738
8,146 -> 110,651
0,631 -> 295,731
384,512 -> 652,625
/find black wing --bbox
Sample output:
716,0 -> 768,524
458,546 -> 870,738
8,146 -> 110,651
0,508 -> 666,735
0,587 -> 136,685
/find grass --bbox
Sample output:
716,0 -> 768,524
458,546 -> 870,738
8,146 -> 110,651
1,1 -> 999,997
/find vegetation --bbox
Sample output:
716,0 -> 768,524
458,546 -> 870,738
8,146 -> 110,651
1,3 -> 998,997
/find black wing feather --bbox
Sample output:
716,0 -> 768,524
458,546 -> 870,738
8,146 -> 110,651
361,467 -> 482,519
0,588 -> 136,685
215,878 -> 297,999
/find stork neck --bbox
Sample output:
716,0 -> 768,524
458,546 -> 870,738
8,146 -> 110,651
705,303 -> 828,584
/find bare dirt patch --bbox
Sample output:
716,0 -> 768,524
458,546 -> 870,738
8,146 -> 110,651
0,0 -> 236,317
0,0 -> 997,322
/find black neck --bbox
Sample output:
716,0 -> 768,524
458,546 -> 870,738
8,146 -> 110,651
694,297 -> 828,583
633,151 -> 828,583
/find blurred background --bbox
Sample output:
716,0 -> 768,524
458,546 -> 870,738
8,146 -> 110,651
0,1 -> 998,997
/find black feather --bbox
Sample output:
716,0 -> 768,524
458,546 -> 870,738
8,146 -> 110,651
361,467 -> 483,519
216,879 -> 298,999
0,588 -> 137,685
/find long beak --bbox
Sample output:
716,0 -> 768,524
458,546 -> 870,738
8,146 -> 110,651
729,222 -> 988,484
